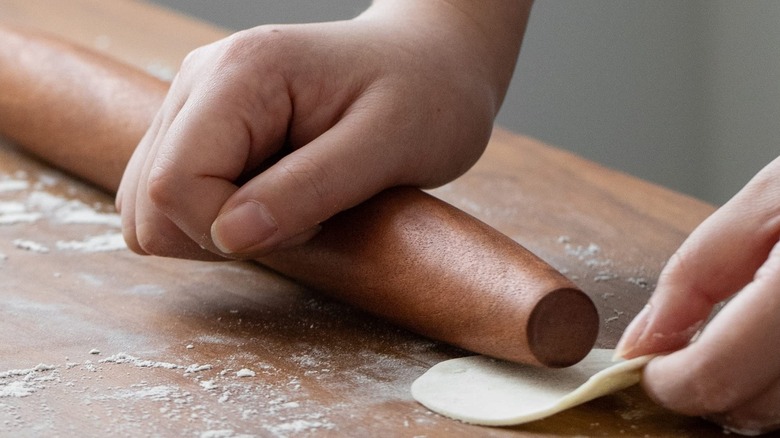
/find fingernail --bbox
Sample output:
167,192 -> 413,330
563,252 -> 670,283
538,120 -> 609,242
614,304 -> 653,360
212,201 -> 278,254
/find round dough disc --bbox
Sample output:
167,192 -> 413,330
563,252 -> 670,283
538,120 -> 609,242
411,348 -> 652,426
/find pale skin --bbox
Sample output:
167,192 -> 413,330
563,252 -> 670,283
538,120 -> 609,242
615,156 -> 780,435
116,0 -> 780,433
116,0 -> 530,260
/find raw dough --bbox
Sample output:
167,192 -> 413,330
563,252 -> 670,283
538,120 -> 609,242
411,348 -> 652,426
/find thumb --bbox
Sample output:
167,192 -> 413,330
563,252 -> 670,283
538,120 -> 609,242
639,240 -> 780,418
211,113 -> 404,257
616,158 -> 780,358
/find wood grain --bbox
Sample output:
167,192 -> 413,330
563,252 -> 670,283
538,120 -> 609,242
0,0 -> 727,436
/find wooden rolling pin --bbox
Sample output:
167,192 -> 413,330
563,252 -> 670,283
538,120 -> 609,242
0,25 -> 598,367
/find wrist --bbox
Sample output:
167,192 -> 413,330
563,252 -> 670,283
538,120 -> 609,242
359,0 -> 532,114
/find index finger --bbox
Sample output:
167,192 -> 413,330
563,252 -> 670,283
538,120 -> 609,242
145,76 -> 291,255
641,240 -> 780,417
616,157 -> 780,358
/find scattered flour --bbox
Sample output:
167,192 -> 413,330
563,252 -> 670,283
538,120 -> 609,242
626,277 -> 651,289
558,236 -> 621,282
263,417 -> 335,437
91,352 -> 333,436
563,241 -> 602,260
605,309 -> 626,324
0,202 -> 40,227
1,202 -> 31,214
0,175 -> 349,436
0,212 -> 42,225
145,62 -> 177,81
0,364 -> 56,380
12,239 -> 49,253
100,384 -> 182,402
200,380 -> 219,391
235,369 -> 255,378
0,381 -> 37,398
34,173 -> 60,188
186,364 -> 214,374
558,236 -> 614,282
0,346 -> 381,437
557,236 -> 654,290
98,353 -> 214,378
26,191 -> 121,227
199,430 -> 256,438
119,284 -> 166,297
99,353 -> 184,371
594,271 -> 619,282
55,208 -> 121,227
0,364 -> 57,399
56,233 -> 127,252
0,179 -> 29,193
3,189 -> 125,254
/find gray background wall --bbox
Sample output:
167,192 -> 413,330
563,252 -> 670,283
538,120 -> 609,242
149,0 -> 779,205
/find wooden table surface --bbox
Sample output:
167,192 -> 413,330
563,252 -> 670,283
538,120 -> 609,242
0,1 -> 744,437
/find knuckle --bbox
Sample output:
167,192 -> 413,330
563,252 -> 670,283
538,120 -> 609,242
180,47 -> 203,71
179,44 -> 215,78
146,166 -> 179,216
121,229 -> 147,256
135,230 -> 163,256
133,220 -> 170,257
218,26 -> 292,70
131,215 -> 218,261
133,218 -> 185,258
177,28 -> 291,86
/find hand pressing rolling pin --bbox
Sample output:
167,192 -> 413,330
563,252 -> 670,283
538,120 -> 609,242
0,2 -> 600,370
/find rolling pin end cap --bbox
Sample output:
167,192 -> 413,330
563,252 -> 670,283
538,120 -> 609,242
528,287 -> 599,368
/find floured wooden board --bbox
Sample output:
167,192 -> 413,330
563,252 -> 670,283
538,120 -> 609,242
0,123 -> 725,437
0,0 -> 731,435
412,349 -> 652,426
